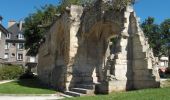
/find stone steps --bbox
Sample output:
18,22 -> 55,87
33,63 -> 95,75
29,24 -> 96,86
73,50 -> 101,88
59,93 -> 73,98
71,88 -> 95,94
64,91 -> 85,97
75,84 -> 95,89
64,84 -> 95,97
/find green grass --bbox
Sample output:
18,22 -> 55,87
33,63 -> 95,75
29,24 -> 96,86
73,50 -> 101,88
65,87 -> 170,100
0,79 -> 57,94
65,79 -> 170,100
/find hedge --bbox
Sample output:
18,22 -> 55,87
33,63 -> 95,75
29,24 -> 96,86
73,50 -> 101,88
0,65 -> 24,80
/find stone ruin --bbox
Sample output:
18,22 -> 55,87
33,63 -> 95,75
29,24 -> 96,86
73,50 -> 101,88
37,1 -> 160,96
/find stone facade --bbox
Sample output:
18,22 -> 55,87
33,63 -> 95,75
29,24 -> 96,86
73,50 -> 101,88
38,3 -> 160,94
0,28 -> 7,61
0,16 -> 9,63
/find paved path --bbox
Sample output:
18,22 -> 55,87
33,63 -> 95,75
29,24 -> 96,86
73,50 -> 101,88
0,80 -> 15,84
0,80 -> 67,100
0,95 -> 64,100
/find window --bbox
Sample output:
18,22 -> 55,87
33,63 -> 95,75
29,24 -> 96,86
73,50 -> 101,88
5,43 -> 10,49
4,53 -> 9,59
18,43 -> 24,50
17,53 -> 23,61
6,33 -> 10,39
18,33 -> 24,39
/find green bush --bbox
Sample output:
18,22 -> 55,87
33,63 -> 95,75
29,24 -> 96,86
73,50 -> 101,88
0,65 -> 24,80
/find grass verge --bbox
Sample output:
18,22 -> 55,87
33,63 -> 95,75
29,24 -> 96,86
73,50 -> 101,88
0,79 -> 57,94
65,87 -> 170,100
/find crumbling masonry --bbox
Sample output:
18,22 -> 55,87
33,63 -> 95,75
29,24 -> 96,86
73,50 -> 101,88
37,3 -> 160,95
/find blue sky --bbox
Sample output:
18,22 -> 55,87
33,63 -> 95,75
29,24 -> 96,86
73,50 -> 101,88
134,0 -> 170,24
0,0 -> 170,27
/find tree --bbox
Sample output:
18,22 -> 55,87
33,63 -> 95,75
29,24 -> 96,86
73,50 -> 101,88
160,19 -> 170,58
141,17 -> 162,57
24,4 -> 58,56
141,17 -> 170,57
160,19 -> 170,45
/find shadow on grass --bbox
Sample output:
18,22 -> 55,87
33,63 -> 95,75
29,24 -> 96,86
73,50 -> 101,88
16,78 -> 55,91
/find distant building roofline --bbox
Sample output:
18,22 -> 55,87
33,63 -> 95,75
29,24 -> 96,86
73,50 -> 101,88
9,20 -> 16,22
0,16 -> 3,20
0,24 -> 9,34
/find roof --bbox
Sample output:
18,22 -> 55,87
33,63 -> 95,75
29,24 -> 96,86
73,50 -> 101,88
7,22 -> 25,41
0,16 -> 2,20
0,24 -> 9,34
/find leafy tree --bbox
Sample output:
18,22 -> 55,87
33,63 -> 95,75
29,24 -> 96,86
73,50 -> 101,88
160,19 -> 170,58
141,17 -> 170,57
160,19 -> 170,44
24,4 -> 58,55
141,17 -> 162,56
112,0 -> 136,11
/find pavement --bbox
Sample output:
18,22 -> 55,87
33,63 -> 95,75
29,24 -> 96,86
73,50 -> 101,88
0,95 -> 64,100
0,80 -> 66,100
0,93 -> 66,100
0,80 -> 15,84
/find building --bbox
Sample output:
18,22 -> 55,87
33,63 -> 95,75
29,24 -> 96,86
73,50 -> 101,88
0,16 -> 9,63
159,56 -> 169,68
4,20 -> 37,68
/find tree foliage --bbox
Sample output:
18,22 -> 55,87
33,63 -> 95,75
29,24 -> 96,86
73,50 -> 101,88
24,0 -> 136,55
24,4 -> 58,55
160,19 -> 170,44
111,0 -> 135,11
141,17 -> 170,57
160,19 -> 170,58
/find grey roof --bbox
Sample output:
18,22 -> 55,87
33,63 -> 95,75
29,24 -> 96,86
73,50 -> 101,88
0,24 -> 9,34
7,22 -> 25,41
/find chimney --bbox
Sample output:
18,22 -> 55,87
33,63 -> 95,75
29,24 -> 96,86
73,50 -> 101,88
8,20 -> 16,28
19,20 -> 23,31
0,16 -> 3,24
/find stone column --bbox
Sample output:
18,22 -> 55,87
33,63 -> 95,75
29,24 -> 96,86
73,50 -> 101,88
107,6 -> 134,92
66,5 -> 83,91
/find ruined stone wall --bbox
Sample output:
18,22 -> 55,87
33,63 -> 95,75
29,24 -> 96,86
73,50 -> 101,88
97,6 -> 160,93
129,11 -> 160,89
69,2 -> 123,85
38,3 -> 160,93
38,13 -> 70,91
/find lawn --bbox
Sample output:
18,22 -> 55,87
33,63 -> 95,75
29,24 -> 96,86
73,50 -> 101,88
65,87 -> 170,100
0,79 -> 57,94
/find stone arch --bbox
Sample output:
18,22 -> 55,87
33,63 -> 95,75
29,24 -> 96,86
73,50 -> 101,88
69,21 -> 121,87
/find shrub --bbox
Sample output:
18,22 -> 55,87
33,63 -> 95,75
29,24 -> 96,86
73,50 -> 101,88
0,65 -> 24,80
19,71 -> 36,79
